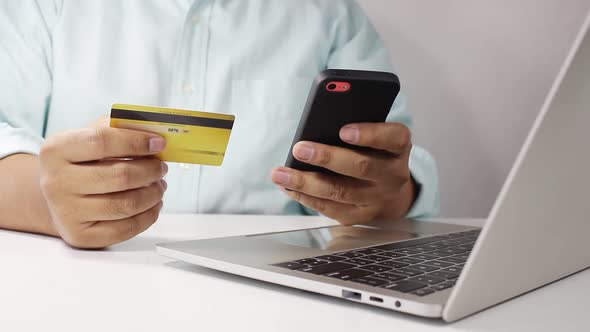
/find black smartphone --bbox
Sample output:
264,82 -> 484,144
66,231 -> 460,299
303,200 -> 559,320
285,69 -> 400,173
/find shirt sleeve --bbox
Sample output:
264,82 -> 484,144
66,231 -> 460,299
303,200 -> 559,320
302,0 -> 440,218
0,1 -> 61,159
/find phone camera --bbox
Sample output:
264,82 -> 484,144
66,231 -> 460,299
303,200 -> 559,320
327,83 -> 337,90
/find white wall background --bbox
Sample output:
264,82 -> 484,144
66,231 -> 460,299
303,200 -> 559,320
357,0 -> 590,217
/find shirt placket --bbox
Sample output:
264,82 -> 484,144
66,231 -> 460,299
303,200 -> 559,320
168,0 -> 213,213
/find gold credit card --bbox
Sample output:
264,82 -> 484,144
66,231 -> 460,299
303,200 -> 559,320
110,104 -> 235,166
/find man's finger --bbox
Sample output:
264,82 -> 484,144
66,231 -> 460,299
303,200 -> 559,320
291,141 -> 392,181
42,127 -> 166,164
281,189 -> 378,225
68,201 -> 163,249
82,180 -> 167,221
62,158 -> 168,194
271,167 -> 375,204
339,122 -> 412,154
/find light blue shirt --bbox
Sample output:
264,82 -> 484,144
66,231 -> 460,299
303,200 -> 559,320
0,0 -> 439,218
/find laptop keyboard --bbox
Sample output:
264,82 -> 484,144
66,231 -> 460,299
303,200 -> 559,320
272,229 -> 480,297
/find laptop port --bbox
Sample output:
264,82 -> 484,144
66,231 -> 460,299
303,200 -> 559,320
342,290 -> 362,301
369,296 -> 383,303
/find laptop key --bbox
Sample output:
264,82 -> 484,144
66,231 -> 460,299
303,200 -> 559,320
298,262 -> 356,275
395,257 -> 424,265
411,246 -> 435,253
411,254 -> 438,260
454,252 -> 471,260
443,239 -> 467,246
354,248 -> 385,255
392,268 -> 425,277
295,258 -> 315,264
438,240 -> 462,247
296,258 -> 329,266
438,257 -> 466,264
374,272 -> 407,282
452,245 -> 472,252
362,265 -> 392,273
442,248 -> 466,255
315,255 -> 347,262
345,258 -> 375,266
351,277 -> 389,287
423,243 -> 448,250
422,260 -> 454,268
380,280 -> 428,293
336,252 -> 365,259
407,264 -> 439,273
393,248 -> 423,255
325,268 -> 373,280
273,262 -> 307,270
432,282 -> 455,291
378,252 -> 406,258
427,271 -> 459,280
444,249 -> 468,256
412,288 -> 436,297
455,237 -> 476,245
363,255 -> 391,262
409,275 -> 446,285
442,266 -> 462,274
379,260 -> 409,268
429,249 -> 457,257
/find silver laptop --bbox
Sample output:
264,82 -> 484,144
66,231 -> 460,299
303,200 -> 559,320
157,13 -> 590,322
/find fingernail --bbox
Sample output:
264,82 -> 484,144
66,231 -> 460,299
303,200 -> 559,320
161,162 -> 169,176
272,170 -> 291,185
149,137 -> 166,153
340,126 -> 359,143
293,143 -> 314,161
160,179 -> 168,190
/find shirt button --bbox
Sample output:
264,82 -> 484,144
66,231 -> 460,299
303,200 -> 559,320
191,14 -> 200,24
183,83 -> 194,94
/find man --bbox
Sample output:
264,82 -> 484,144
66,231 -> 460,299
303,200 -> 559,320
0,0 -> 439,248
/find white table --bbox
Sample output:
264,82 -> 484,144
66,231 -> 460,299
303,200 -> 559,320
1,214 -> 589,331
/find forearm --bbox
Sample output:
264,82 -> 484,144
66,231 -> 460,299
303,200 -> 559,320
0,154 -> 57,236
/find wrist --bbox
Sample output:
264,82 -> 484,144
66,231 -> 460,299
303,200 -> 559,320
0,154 -> 59,237
377,176 -> 418,221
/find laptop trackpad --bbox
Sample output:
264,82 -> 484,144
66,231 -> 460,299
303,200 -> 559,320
248,225 -> 420,252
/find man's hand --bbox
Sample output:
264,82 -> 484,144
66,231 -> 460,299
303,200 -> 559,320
39,120 -> 168,248
271,122 -> 417,225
